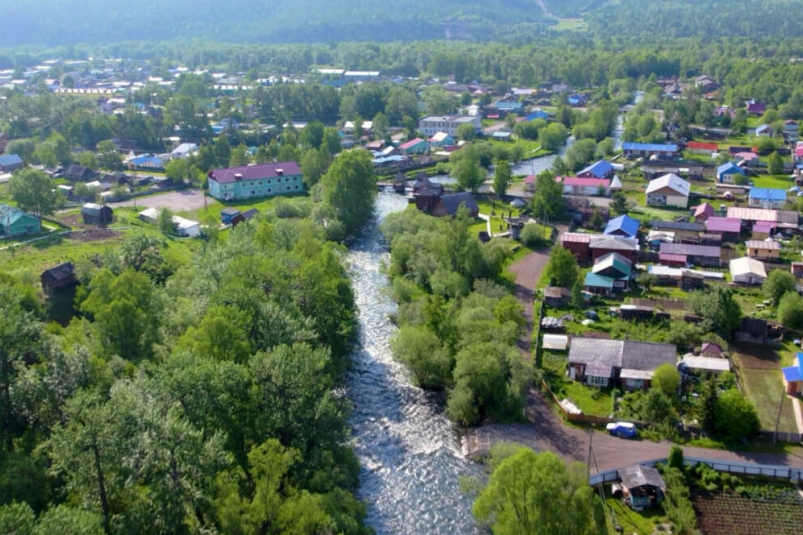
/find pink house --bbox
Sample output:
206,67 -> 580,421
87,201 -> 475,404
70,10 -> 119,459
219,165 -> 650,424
694,203 -> 715,222
557,176 -> 611,196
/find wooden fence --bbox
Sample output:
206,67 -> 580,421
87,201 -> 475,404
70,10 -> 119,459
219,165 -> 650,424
631,298 -> 688,311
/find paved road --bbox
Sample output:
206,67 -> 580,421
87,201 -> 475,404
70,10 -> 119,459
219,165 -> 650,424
109,189 -> 214,212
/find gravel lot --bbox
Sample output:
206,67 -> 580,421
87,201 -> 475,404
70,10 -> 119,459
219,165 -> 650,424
109,189 -> 214,212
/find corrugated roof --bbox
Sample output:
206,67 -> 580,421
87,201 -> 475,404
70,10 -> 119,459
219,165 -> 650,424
705,217 -> 741,233
558,176 -> 610,188
623,142 -> 678,152
681,356 -> 731,372
618,464 -> 665,490
651,220 -> 704,232
660,243 -> 721,258
749,188 -> 787,202
589,235 -> 639,251
584,272 -> 616,289
578,160 -> 613,178
730,257 -> 767,278
727,207 -> 777,222
659,253 -> 687,263
561,232 -> 595,244
209,161 -> 301,184
645,173 -> 690,196
604,215 -> 640,237
745,240 -> 781,250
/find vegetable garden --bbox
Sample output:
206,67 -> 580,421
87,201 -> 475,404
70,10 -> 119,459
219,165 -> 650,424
692,483 -> 803,535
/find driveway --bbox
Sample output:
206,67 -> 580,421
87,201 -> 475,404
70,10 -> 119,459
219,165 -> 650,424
109,189 -> 214,212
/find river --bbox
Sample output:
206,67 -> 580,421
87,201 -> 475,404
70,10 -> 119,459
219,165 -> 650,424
346,193 -> 482,535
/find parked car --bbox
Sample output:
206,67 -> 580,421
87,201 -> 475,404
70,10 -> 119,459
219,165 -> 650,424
606,421 -> 638,438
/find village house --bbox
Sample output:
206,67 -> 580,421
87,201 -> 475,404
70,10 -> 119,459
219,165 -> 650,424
583,252 -> 633,296
40,262 -> 78,293
0,154 -> 24,173
645,173 -> 691,208
659,243 -> 722,267
559,232 -> 594,262
782,354 -> 803,395
746,101 -> 766,116
646,265 -> 714,290
727,207 -> 799,233
730,257 -> 767,285
428,132 -> 455,147
792,262 -> 803,278
577,160 -> 615,179
418,115 -> 482,137
558,176 -> 611,196
694,75 -> 719,93
604,215 -> 640,239
617,464 -> 665,511
568,337 -> 677,389
80,203 -> 113,225
589,235 -> 639,263
400,138 -> 429,155
717,162 -> 746,183
748,188 -> 787,209
623,142 -> 678,160
0,204 -> 40,236
693,202 -> 715,222
704,217 -> 742,242
170,142 -> 198,159
745,239 -> 781,260
686,141 -> 718,156
207,162 -> 303,201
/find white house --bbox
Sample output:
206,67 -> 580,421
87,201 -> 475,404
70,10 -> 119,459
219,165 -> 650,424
418,115 -> 482,137
172,216 -> 201,238
171,143 -> 198,159
645,173 -> 691,208
730,257 -> 767,285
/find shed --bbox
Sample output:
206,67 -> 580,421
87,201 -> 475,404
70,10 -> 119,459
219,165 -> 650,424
543,286 -> 570,307
617,464 -> 665,510
730,257 -> 767,285
680,356 -> 731,375
542,334 -> 569,351
138,207 -> 159,223
745,239 -> 781,260
717,162 -> 746,184
220,207 -> 241,225
172,216 -> 201,237
81,203 -> 113,225
40,262 -> 78,292
232,208 -> 260,226
782,354 -> 803,395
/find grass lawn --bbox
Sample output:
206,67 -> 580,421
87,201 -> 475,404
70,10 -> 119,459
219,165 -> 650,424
750,174 -> 794,189
732,349 -> 799,434
552,18 -> 587,31
605,490 -> 667,535
183,193 -> 308,221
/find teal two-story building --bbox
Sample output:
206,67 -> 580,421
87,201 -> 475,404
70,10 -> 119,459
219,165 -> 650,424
207,162 -> 303,201
0,204 -> 41,236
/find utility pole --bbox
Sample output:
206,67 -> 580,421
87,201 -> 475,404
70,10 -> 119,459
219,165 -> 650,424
773,388 -> 786,444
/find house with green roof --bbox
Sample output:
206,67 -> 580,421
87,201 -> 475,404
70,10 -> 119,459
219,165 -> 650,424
0,204 -> 41,236
584,252 -> 632,296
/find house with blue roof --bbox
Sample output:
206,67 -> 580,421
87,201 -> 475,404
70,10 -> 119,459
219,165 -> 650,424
127,154 -> 165,171
578,160 -> 614,179
604,215 -> 640,238
525,109 -> 549,122
492,99 -> 524,114
717,162 -> 746,183
748,187 -> 787,209
622,142 -> 678,160
782,353 -> 803,395
0,154 -> 23,172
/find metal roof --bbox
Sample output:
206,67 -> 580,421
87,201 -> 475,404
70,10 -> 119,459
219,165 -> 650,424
604,215 -> 640,237
660,243 -> 721,258
623,142 -> 678,152
745,240 -> 781,250
589,235 -> 639,251
619,369 -> 654,380
727,207 -> 777,222
561,232 -> 595,244
584,272 -> 616,289
618,464 -> 665,490
730,257 -> 767,278
749,188 -> 787,202
681,356 -> 731,373
650,220 -> 704,232
568,337 -> 676,372
705,217 -> 741,233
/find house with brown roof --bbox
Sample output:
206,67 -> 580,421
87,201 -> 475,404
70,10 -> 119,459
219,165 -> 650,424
745,239 -> 781,260
568,337 -> 677,389
41,262 -> 78,293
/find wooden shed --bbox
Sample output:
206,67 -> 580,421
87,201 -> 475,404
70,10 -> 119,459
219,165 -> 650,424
81,203 -> 113,225
41,262 -> 78,293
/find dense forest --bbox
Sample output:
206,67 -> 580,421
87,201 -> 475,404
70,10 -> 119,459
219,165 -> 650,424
3,0 -> 803,47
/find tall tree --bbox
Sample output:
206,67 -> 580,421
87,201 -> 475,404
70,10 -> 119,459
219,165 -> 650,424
493,159 -> 512,198
320,150 -> 375,235
690,286 -> 742,340
767,151 -> 784,175
545,246 -> 578,288
531,170 -> 565,220
9,168 -> 63,217
762,269 -> 796,305
473,449 -> 604,535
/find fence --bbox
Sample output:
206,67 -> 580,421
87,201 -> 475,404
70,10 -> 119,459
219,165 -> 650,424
631,298 -> 688,311
590,456 -> 803,486
539,378 -> 623,427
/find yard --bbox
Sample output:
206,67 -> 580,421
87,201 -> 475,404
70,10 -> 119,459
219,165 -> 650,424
692,483 -> 803,535
732,345 -> 799,434
605,489 -> 668,535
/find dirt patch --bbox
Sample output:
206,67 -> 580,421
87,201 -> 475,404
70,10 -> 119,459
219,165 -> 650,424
67,228 -> 119,242
733,345 -> 782,370
57,214 -> 89,229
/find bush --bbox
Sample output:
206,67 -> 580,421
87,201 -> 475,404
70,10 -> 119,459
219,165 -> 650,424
520,223 -> 546,248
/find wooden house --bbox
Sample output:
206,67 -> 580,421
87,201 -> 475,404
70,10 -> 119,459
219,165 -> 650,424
40,262 -> 78,293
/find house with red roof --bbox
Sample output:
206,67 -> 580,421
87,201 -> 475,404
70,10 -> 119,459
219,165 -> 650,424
207,161 -> 303,201
687,141 -> 718,155
693,203 -> 715,222
400,138 -> 429,155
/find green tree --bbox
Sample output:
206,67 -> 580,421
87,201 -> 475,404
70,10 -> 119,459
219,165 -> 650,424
300,147 -> 328,188
532,170 -> 565,220
767,151 -> 784,175
493,159 -> 511,198
453,146 -> 486,192
762,269 -> 797,305
372,112 -> 389,140
228,143 -> 251,167
473,449 -> 603,535
96,140 -> 123,171
78,151 -> 98,169
322,128 -> 342,156
456,122 -> 477,142
9,168 -> 63,216
164,158 -> 189,182
157,207 -> 176,236
588,206 -> 603,231
610,190 -> 628,215
352,114 -> 364,141
651,363 -> 681,399
713,389 -> 760,443
777,291 -> 803,329
690,286 -> 742,340
299,120 -> 325,150
320,149 -> 375,235
391,326 -> 451,389
213,136 -> 232,167
538,123 -> 569,151
545,246 -> 579,288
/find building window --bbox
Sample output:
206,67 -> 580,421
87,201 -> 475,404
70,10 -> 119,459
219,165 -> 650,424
587,375 -> 608,387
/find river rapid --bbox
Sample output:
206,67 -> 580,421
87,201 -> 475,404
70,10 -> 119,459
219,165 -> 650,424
346,193 -> 482,535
